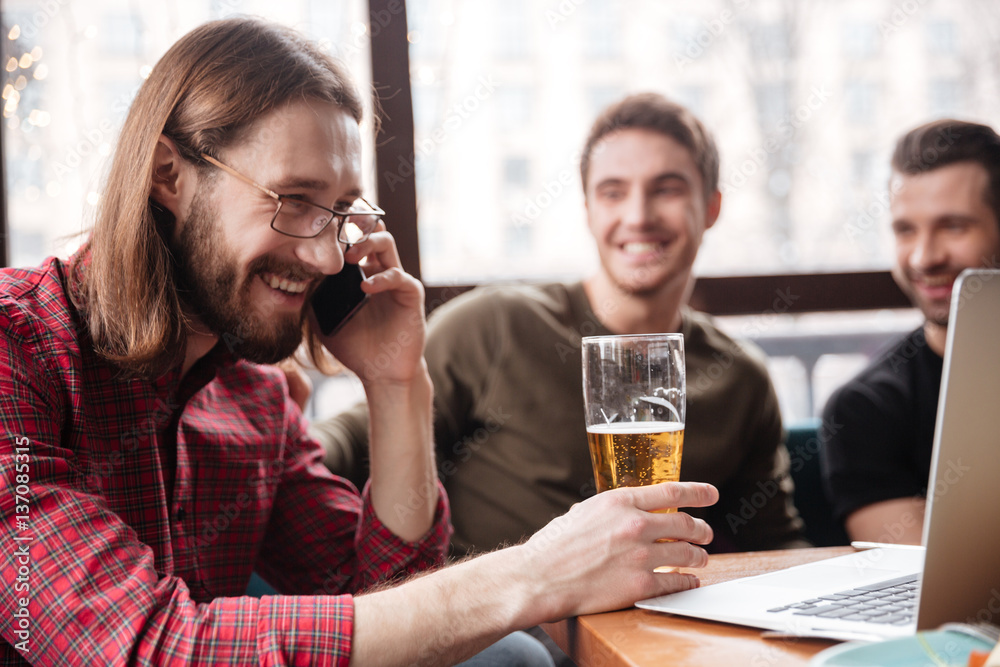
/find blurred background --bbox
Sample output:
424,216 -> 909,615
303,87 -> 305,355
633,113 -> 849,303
3,0 -> 998,423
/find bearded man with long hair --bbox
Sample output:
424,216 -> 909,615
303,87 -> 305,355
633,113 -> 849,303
0,18 -> 718,666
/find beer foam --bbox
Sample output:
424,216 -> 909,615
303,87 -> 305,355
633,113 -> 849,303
587,421 -> 684,434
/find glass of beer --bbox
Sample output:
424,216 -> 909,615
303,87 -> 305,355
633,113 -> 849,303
582,334 -> 685,505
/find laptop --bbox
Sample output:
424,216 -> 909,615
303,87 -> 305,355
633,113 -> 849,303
636,268 -> 1000,642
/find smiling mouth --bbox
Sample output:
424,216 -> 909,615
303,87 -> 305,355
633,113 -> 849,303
622,241 -> 666,255
259,271 -> 311,295
918,275 -> 953,288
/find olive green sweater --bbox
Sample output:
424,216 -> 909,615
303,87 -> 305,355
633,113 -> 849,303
312,282 -> 806,555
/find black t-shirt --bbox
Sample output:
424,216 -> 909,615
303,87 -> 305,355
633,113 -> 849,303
820,328 -> 944,523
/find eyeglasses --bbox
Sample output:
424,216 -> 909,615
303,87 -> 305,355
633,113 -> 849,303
200,153 -> 384,244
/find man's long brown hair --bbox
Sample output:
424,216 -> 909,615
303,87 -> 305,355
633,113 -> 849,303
70,18 -> 364,377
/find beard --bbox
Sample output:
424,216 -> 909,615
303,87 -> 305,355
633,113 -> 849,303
892,268 -> 951,328
170,188 -> 308,364
917,295 -> 951,328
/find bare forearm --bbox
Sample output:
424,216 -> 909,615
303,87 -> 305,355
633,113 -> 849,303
349,483 -> 720,666
845,498 -> 926,545
364,363 -> 438,541
350,548 -> 531,667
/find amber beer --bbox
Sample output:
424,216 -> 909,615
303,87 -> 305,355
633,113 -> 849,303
587,421 -> 685,509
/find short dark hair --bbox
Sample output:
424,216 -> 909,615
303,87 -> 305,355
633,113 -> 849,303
580,93 -> 719,201
891,119 -> 1000,226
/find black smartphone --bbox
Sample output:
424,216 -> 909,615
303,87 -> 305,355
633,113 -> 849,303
311,263 -> 369,336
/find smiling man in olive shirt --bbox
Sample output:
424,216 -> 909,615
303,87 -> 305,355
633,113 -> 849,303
315,93 -> 806,557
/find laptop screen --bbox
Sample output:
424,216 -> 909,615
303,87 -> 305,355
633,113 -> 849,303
917,268 -> 1000,630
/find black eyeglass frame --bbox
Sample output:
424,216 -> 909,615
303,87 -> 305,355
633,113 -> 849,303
200,152 -> 385,243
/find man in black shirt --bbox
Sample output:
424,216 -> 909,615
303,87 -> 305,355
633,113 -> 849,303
821,119 -> 1000,544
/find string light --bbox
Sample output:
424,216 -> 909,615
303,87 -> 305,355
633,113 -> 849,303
27,110 -> 51,127
4,18 -> 52,162
3,10 -> 56,232
3,88 -> 19,114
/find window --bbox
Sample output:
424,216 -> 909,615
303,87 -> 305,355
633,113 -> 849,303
754,83 -> 790,130
928,78 -> 962,118
926,19 -> 958,56
504,220 -> 532,257
669,17 -> 702,58
672,85 -> 706,120
842,21 -> 879,60
495,85 -> 532,130
493,0 -> 530,60
850,151 -> 873,188
406,0 -> 449,60
502,156 -> 530,189
100,14 -> 138,56
411,83 -> 440,130
844,80 -> 878,125
586,85 -> 623,118
5,1 -> 999,421
1,1 -> 373,269
584,0 -> 622,61
405,1 -> 1000,285
749,22 -> 790,62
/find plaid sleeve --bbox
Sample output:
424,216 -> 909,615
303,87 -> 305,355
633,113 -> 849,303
0,312 -> 355,665
256,398 -> 451,596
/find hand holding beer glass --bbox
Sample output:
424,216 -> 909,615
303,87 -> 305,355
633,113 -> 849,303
582,334 -> 685,505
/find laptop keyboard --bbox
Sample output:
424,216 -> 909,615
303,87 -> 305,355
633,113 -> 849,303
766,574 -> 919,625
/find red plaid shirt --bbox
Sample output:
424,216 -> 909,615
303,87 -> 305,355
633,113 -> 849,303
0,256 -> 451,665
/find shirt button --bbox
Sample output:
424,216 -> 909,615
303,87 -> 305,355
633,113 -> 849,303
177,507 -> 186,521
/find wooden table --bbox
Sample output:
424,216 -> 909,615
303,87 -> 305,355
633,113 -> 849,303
542,546 -> 854,667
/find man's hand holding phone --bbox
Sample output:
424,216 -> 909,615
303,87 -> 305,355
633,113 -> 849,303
309,225 -> 428,387
311,262 -> 369,337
